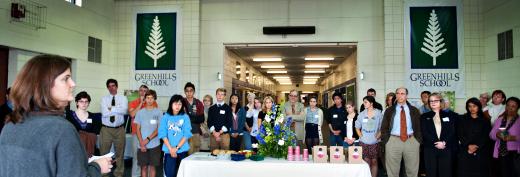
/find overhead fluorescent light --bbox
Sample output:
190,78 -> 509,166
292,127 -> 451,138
235,65 -> 241,68
273,76 -> 290,79
279,83 -> 292,85
304,70 -> 325,73
303,79 -> 318,82
305,64 -> 329,68
305,57 -> 334,61
236,71 -> 241,74
303,76 -> 320,79
261,65 -> 285,69
267,70 -> 287,74
302,91 -> 315,93
303,82 -> 315,84
253,58 -> 282,62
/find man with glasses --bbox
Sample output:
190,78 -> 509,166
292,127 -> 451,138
284,90 -> 305,146
381,87 -> 422,177
182,82 -> 205,154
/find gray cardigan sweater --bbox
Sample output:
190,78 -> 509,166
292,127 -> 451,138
0,114 -> 102,177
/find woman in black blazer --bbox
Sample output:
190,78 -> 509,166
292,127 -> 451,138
457,98 -> 491,177
420,93 -> 458,177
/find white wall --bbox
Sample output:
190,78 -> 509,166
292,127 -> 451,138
201,0 -> 384,107
1,0 -> 115,112
482,0 -> 520,97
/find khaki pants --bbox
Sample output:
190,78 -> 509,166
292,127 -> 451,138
99,126 -> 126,177
210,133 -> 230,151
385,136 -> 420,177
188,134 -> 201,154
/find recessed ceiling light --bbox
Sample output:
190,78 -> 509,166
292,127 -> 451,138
305,64 -> 329,68
235,65 -> 241,68
279,83 -> 292,85
261,65 -> 285,69
267,70 -> 287,74
303,82 -> 315,85
303,78 -> 318,81
302,91 -> 315,93
303,76 -> 320,79
253,58 -> 282,62
304,57 -> 334,61
304,70 -> 325,73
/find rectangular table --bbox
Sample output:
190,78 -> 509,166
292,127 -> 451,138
177,152 -> 371,177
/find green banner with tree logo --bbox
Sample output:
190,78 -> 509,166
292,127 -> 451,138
133,12 -> 179,96
405,1 -> 464,99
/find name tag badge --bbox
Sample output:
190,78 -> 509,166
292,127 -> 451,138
150,119 -> 157,124
363,119 -> 368,123
314,115 -> 319,118
333,114 -> 338,118
442,117 -> 450,122
86,119 -> 93,123
220,110 -> 226,114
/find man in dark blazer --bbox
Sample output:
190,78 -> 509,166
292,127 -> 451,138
381,87 -> 422,177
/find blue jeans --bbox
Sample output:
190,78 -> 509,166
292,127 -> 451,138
329,134 -> 344,146
164,152 -> 187,177
242,133 -> 252,150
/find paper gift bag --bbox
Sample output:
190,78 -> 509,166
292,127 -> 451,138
329,146 -> 345,163
312,146 -> 328,163
347,146 -> 363,164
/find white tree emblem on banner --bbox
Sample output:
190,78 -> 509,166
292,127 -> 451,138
421,9 -> 447,66
145,16 -> 167,68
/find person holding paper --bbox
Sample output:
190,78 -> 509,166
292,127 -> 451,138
158,94 -> 192,177
420,93 -> 458,177
66,91 -> 102,158
134,90 -> 162,177
0,55 -> 112,176
489,97 -> 520,177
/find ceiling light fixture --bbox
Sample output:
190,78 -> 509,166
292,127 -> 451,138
304,70 -> 325,73
261,65 -> 285,69
267,70 -> 287,74
305,64 -> 329,68
253,57 -> 282,62
303,82 -> 315,85
304,57 -> 334,61
303,76 -> 320,79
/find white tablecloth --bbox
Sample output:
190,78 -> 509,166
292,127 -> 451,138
177,152 -> 371,177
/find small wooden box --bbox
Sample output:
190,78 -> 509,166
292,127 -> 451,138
329,146 -> 345,163
312,146 -> 328,163
347,146 -> 363,164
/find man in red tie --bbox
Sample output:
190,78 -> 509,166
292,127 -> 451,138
380,87 -> 422,177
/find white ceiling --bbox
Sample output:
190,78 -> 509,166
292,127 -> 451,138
226,43 -> 357,84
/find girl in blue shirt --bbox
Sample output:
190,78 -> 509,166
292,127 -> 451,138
158,95 -> 192,177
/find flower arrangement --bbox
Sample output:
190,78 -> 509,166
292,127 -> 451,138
255,105 -> 297,158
